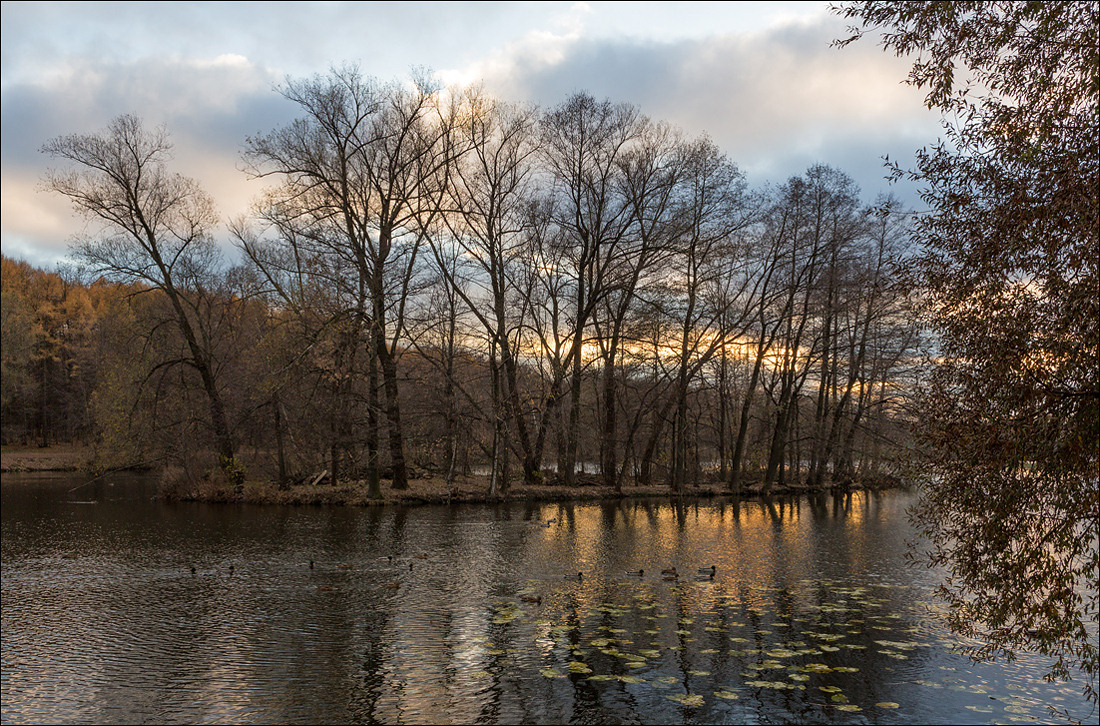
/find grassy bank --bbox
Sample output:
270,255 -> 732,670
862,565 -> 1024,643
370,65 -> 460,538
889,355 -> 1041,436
163,470 -> 906,507
0,445 -> 92,473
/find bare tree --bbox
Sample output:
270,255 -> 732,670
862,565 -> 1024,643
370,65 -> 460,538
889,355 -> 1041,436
42,114 -> 238,474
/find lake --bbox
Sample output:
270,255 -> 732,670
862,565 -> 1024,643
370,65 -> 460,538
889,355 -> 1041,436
1,472 -> 1094,724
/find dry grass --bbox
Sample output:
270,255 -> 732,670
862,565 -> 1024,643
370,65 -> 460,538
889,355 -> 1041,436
1,445 -> 92,472
160,470 -> 892,506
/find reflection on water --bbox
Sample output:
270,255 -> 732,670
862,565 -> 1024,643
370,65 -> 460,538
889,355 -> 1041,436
1,473 -> 1095,724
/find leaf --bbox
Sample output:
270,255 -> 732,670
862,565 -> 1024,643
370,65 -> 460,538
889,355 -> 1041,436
875,702 -> 900,709
714,690 -> 739,699
540,668 -> 566,678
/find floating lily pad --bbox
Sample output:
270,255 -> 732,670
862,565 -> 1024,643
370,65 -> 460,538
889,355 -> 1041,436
667,693 -> 705,707
540,668 -> 566,678
714,690 -> 739,699
587,674 -> 617,681
819,686 -> 843,693
875,702 -> 900,709
789,674 -> 810,682
835,705 -> 861,712
619,675 -> 645,684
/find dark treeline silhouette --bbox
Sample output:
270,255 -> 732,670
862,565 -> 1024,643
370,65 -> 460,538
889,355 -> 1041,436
9,73 -> 920,493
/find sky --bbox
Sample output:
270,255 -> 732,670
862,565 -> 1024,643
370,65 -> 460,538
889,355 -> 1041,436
1,1 -> 944,269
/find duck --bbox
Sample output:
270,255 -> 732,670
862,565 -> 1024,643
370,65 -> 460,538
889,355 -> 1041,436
625,569 -> 644,577
190,566 -> 197,575
520,595 -> 543,604
697,565 -> 716,578
309,560 -> 315,570
338,562 -> 353,569
382,581 -> 401,590
660,566 -> 678,576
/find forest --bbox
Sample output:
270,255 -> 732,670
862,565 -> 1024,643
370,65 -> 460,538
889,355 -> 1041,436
2,80 -> 920,496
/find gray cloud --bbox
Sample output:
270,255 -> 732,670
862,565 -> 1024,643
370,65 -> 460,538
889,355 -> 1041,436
2,6 -> 943,267
475,15 -> 941,204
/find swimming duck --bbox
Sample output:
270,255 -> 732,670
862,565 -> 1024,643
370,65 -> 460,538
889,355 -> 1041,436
382,581 -> 401,590
660,566 -> 678,576
520,595 -> 543,604
697,565 -> 716,578
625,569 -> 644,576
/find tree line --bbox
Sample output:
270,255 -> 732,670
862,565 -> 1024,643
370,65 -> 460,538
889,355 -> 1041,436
9,72 -> 920,493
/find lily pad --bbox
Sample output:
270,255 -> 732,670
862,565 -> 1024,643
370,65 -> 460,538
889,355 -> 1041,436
667,693 -> 705,707
540,668 -> 566,678
714,690 -> 739,699
835,705 -> 861,712
875,702 -> 900,709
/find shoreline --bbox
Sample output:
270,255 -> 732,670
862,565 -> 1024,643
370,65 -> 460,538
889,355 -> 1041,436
1,446 -> 907,505
0,445 -> 92,473
162,471 -> 907,507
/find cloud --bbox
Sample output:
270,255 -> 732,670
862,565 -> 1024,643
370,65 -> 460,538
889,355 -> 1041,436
2,6 -> 943,267
465,13 -> 941,197
1,52 -> 300,262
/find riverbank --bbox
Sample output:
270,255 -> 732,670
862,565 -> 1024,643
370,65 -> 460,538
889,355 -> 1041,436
2,446 -> 905,503
162,469 -> 906,506
0,445 -> 92,472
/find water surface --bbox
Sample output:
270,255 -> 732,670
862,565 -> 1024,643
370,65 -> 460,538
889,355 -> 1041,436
1,472 -> 1094,724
